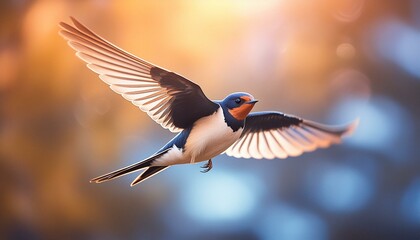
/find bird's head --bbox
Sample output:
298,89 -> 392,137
222,92 -> 258,121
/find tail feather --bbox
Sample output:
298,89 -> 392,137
90,148 -> 171,184
130,166 -> 169,186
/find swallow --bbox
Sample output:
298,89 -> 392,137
59,17 -> 358,186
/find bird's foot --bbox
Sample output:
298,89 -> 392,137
200,159 -> 213,173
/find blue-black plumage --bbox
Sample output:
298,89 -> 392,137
60,18 -> 358,186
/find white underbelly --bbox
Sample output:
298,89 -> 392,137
152,107 -> 242,166
183,107 -> 242,164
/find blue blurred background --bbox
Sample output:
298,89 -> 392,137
1,0 -> 419,239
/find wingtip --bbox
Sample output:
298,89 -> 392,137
58,16 -> 76,27
343,118 -> 359,137
69,16 -> 78,24
58,22 -> 66,28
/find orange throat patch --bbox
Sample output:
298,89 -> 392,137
229,104 -> 255,121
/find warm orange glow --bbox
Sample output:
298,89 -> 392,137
1,0 -> 417,239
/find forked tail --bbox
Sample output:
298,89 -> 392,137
90,148 -> 171,185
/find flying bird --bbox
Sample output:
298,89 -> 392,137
59,17 -> 358,186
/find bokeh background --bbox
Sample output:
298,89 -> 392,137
1,0 -> 420,239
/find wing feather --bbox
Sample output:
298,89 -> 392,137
226,111 -> 358,159
60,17 -> 218,132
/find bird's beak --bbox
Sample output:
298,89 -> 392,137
246,99 -> 258,104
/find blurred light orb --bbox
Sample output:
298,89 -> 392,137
329,97 -> 410,153
371,19 -> 420,79
23,0 -> 67,47
401,178 -> 420,224
256,204 -> 328,240
336,43 -> 356,59
309,165 -> 372,212
180,171 -> 260,222
333,0 -> 365,22
330,69 -> 371,99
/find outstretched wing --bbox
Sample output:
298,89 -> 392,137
226,111 -> 358,159
59,17 -> 219,132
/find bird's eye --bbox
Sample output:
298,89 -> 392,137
235,98 -> 242,104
